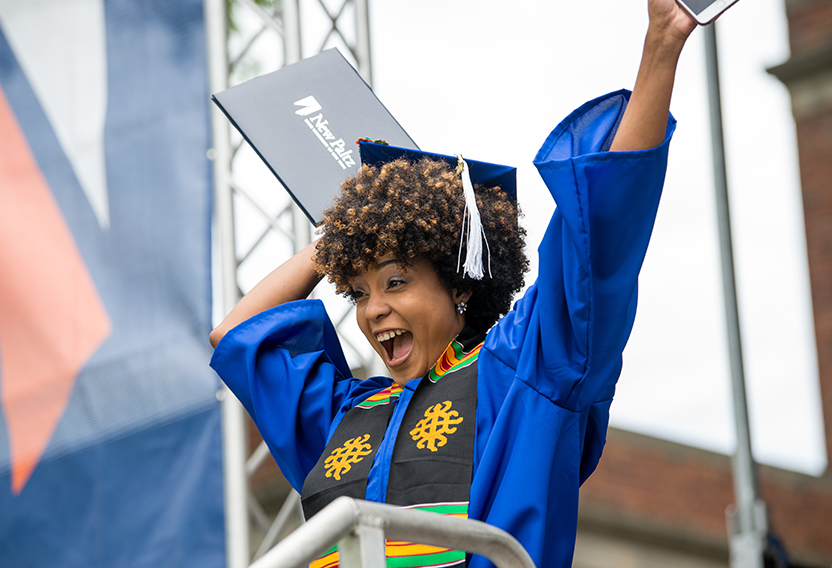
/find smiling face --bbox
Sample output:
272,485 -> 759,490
350,254 -> 471,385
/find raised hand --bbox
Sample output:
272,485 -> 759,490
608,0 -> 697,152
648,0 -> 698,42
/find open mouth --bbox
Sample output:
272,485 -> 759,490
376,330 -> 413,366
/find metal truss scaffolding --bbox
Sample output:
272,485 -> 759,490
205,0 -> 375,566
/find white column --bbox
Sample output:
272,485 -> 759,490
205,0 -> 251,565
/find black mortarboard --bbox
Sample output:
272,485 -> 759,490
212,49 -> 417,225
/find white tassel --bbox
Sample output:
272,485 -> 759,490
455,155 -> 491,280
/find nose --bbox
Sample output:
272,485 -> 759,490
364,292 -> 391,321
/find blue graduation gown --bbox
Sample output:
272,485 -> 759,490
210,89 -> 676,568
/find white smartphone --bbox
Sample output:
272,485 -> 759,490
676,0 -> 741,25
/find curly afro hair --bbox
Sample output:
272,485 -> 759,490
314,156 -> 529,333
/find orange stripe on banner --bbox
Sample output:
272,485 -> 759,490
0,84 -> 111,494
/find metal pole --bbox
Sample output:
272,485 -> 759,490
354,0 -> 373,86
338,522 -> 387,568
283,0 -> 301,64
280,0 -> 311,253
205,0 -> 251,566
703,22 -> 767,568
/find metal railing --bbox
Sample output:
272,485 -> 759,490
250,497 -> 536,568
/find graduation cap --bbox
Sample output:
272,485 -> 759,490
357,140 -> 516,280
356,140 -> 517,203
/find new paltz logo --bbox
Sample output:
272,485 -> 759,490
294,95 -> 356,170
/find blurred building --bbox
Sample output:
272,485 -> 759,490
247,0 -> 832,565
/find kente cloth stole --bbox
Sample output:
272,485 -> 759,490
302,332 -> 484,568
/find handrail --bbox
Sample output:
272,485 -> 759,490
249,497 -> 536,568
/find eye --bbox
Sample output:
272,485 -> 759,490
387,277 -> 406,290
347,289 -> 367,303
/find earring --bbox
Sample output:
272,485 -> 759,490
456,301 -> 468,315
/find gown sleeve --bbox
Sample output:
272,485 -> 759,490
209,299 -> 378,491
468,92 -> 677,566
484,89 -> 676,413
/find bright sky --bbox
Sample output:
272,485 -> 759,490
235,0 -> 827,476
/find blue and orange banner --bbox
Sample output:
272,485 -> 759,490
0,82 -> 112,494
0,0 -> 223,565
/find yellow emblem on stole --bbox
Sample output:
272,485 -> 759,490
324,434 -> 373,480
410,400 -> 463,452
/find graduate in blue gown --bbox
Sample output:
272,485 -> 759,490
210,2 -> 711,567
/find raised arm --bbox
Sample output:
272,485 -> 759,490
610,0 -> 697,152
209,241 -> 323,347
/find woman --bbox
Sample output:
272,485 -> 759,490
210,2 -> 700,567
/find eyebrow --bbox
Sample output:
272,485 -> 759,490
376,259 -> 400,270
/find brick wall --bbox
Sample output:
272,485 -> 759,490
579,429 -> 832,566
796,105 -> 832,462
779,0 -> 832,462
786,0 -> 832,54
